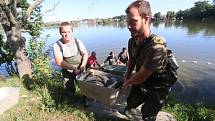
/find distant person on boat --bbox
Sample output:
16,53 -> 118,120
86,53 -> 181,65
101,51 -> 117,66
122,0 -> 177,120
117,47 -> 129,65
53,21 -> 89,106
86,51 -> 101,70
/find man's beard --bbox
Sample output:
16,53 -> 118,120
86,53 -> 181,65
131,30 -> 143,40
130,24 -> 144,39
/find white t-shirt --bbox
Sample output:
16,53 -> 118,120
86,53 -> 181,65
53,38 -> 86,58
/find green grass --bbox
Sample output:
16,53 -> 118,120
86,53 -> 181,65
0,77 -> 95,121
162,96 -> 215,121
1,76 -> 215,121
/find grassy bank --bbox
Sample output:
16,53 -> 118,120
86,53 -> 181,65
1,76 -> 215,121
0,76 -> 94,121
162,96 -> 215,121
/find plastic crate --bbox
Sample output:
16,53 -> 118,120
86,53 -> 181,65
77,70 -> 121,105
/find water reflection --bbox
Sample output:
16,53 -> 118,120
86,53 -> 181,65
152,20 -> 215,36
81,22 -> 127,29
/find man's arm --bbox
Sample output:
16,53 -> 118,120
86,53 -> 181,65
80,49 -> 88,68
96,60 -> 101,67
117,53 -> 122,64
104,56 -> 109,64
126,51 -> 129,60
123,66 -> 152,88
124,43 -> 166,88
117,53 -> 121,59
77,40 -> 88,69
124,57 -> 135,80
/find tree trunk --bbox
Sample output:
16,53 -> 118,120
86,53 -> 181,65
5,28 -> 32,78
0,2 -> 32,78
14,38 -> 33,78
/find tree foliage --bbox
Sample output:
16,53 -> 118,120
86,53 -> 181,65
166,11 -> 175,20
175,0 -> 215,20
0,0 -> 43,77
154,12 -> 161,20
175,10 -> 184,20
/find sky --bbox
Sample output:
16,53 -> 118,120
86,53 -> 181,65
41,0 -> 214,22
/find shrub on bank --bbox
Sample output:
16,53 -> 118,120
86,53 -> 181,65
163,97 -> 215,121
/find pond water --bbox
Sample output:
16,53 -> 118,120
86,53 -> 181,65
1,20 -> 215,106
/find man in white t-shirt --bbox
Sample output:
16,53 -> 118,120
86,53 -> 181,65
53,22 -> 88,97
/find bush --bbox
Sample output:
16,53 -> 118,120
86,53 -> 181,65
163,100 -> 215,121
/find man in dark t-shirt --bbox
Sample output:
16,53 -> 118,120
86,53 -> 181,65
117,47 -> 129,65
122,1 -> 172,120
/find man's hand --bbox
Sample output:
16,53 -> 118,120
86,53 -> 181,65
74,68 -> 82,75
79,66 -> 85,72
75,66 -> 85,75
122,79 -> 132,89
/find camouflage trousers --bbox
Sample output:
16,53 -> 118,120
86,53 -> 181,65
126,85 -> 170,121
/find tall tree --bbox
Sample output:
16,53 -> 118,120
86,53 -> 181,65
190,0 -> 213,19
181,0 -> 214,20
154,12 -> 161,20
0,0 -> 43,78
166,11 -> 175,20
175,10 -> 184,20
